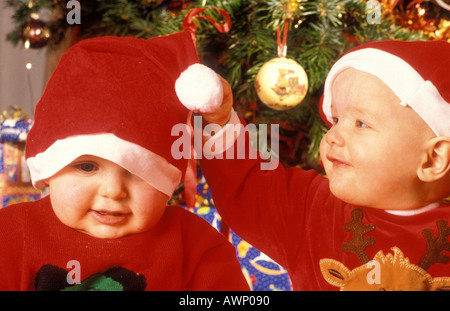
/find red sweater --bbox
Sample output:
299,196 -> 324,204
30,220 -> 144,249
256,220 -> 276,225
200,131 -> 450,291
0,196 -> 249,291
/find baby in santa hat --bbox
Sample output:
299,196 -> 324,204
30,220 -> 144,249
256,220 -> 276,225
0,32 -> 249,291
180,40 -> 450,290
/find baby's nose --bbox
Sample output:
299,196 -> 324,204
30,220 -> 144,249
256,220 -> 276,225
324,125 -> 345,147
98,172 -> 128,200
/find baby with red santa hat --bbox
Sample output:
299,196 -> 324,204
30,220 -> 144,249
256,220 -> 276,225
0,32 -> 249,291
178,40 -> 450,291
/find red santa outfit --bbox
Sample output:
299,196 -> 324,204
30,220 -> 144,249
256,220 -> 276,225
0,195 -> 248,291
192,40 -> 450,290
0,32 -> 248,291
200,142 -> 450,290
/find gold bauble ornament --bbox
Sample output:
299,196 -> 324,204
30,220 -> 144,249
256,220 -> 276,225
255,57 -> 308,111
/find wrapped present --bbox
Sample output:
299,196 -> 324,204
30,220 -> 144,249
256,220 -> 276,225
174,165 -> 292,290
187,205 -> 292,291
169,162 -> 215,208
0,119 -> 33,142
0,116 -> 41,208
230,233 -> 292,291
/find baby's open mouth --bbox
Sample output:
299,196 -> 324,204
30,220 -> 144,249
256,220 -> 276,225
94,210 -> 124,216
90,209 -> 129,225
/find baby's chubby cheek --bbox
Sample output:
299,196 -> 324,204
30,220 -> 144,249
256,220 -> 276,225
319,136 -> 332,172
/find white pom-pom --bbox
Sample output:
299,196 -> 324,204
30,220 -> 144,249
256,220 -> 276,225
175,64 -> 223,113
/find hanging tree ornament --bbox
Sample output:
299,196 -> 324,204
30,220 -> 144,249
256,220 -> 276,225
255,21 -> 308,111
21,12 -> 51,49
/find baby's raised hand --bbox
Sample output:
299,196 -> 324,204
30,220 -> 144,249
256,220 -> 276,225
176,64 -> 233,127
199,75 -> 233,126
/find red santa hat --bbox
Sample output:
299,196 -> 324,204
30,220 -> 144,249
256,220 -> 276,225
26,32 -> 204,197
321,40 -> 450,137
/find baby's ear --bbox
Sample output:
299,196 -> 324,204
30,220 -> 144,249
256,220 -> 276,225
417,137 -> 450,182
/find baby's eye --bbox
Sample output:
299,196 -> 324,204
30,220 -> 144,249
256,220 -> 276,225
332,117 -> 339,125
356,120 -> 369,128
75,163 -> 98,172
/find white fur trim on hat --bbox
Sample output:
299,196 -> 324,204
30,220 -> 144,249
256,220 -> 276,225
322,48 -> 450,137
175,64 -> 223,113
26,133 -> 182,197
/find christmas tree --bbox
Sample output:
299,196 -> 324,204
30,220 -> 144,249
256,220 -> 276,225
6,0 -> 449,170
